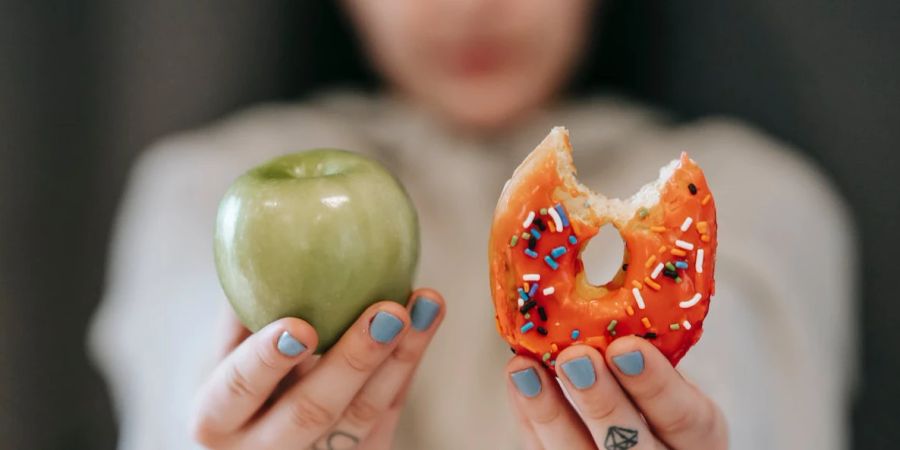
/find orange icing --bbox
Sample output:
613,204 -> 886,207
489,131 -> 717,369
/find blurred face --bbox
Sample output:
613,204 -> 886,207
343,0 -> 593,131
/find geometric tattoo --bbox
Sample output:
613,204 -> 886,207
311,430 -> 360,450
604,425 -> 638,450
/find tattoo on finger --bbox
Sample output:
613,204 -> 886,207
604,425 -> 638,450
310,430 -> 360,450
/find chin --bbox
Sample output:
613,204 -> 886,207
433,85 -> 552,133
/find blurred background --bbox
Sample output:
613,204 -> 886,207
1,1 -> 898,449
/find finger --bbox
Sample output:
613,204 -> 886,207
506,374 -> 545,450
356,404 -> 402,450
506,356 -> 594,450
606,336 -> 728,450
320,289 -> 446,444
191,318 -> 317,445
247,300 -> 411,448
555,345 -> 658,450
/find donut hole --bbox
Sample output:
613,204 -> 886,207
580,224 -> 627,287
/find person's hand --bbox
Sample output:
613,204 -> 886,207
506,336 -> 728,450
191,288 -> 445,450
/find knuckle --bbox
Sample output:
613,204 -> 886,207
341,348 -> 379,374
657,405 -> 698,436
225,365 -> 256,399
636,378 -> 669,404
530,404 -> 563,425
658,397 -> 714,436
390,344 -> 420,364
579,397 -> 618,422
344,395 -> 382,427
288,392 -> 337,430
255,345 -> 281,371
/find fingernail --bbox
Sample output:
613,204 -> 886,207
612,350 -> 645,375
410,296 -> 440,331
511,368 -> 542,398
370,311 -> 404,344
561,356 -> 596,389
277,331 -> 307,356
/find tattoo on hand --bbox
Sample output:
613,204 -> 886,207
604,425 -> 638,450
310,430 -> 360,450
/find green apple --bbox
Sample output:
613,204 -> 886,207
214,149 -> 419,351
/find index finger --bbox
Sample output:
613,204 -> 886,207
192,317 -> 318,445
248,301 -> 411,448
606,336 -> 729,450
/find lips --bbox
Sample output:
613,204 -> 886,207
440,42 -> 513,77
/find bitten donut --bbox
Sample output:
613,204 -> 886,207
489,127 -> 717,369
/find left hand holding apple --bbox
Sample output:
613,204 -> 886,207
506,336 -> 728,450
191,288 -> 445,450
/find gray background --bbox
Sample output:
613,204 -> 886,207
1,1 -> 898,448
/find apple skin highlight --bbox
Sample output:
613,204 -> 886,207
214,149 -> 420,352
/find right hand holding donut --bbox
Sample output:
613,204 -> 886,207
191,289 -> 445,450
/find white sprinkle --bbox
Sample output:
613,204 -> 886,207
517,298 -> 525,307
548,207 -> 564,232
675,239 -> 694,251
542,286 -> 555,296
680,216 -> 693,232
696,248 -> 705,273
682,320 -> 692,330
679,293 -> 703,308
632,288 -> 646,310
522,211 -> 535,228
522,274 -> 541,281
651,263 -> 665,279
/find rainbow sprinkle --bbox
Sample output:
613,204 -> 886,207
679,293 -> 702,308
548,207 -> 564,232
543,256 -> 559,270
522,211 -> 535,228
632,287 -> 646,309
554,204 -> 570,227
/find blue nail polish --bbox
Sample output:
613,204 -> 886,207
511,368 -> 542,398
561,357 -> 596,389
612,351 -> 645,375
411,297 -> 440,331
277,331 -> 306,356
370,311 -> 404,343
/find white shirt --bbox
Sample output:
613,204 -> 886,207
89,92 -> 856,450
